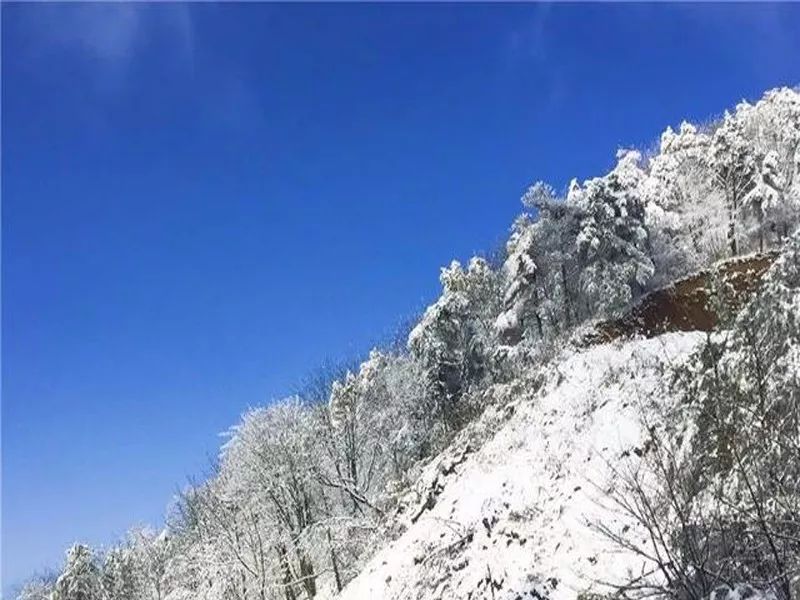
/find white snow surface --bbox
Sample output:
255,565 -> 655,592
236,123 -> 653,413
336,332 -> 705,600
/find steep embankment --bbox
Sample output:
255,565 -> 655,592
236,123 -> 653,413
336,252 -> 782,600
587,252 -> 778,344
337,333 -> 704,600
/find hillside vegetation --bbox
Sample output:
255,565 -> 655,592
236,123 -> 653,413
17,87 -> 800,600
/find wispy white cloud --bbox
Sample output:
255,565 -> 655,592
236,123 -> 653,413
20,3 -> 195,79
48,4 -> 143,64
13,3 -> 268,133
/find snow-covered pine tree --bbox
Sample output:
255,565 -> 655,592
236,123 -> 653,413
741,88 -> 800,246
52,544 -> 103,600
408,257 -> 498,433
101,547 -> 138,600
495,217 -> 540,344
744,150 -> 782,252
526,182 -> 584,331
573,150 -> 654,317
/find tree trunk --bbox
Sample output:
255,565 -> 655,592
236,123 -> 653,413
561,263 -> 572,327
277,544 -> 297,600
326,528 -> 343,593
728,208 -> 738,256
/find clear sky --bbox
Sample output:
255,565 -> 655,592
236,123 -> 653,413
3,2 -> 799,593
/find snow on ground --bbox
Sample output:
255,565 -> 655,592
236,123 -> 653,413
337,332 -> 705,600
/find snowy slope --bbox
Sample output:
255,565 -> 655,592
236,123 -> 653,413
336,333 -> 704,600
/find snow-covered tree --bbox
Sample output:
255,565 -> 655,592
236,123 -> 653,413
325,349 -> 419,505
102,547 -> 139,600
128,528 -> 171,600
707,110 -> 759,256
743,150 -> 782,252
220,397 -> 322,600
332,351 -> 423,474
317,350 -> 424,590
408,257 -> 499,433
494,181 -> 555,343
643,121 -> 719,280
163,493 -> 235,600
52,544 -> 103,600
325,368 -> 379,516
15,573 -> 56,600
721,229 -> 800,448
495,218 -> 540,343
496,179 -> 589,345
740,88 -> 800,247
572,150 -> 654,316
530,183 -> 585,329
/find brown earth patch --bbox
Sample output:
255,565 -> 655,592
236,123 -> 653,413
585,252 -> 779,345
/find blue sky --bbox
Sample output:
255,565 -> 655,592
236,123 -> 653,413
3,2 -> 799,593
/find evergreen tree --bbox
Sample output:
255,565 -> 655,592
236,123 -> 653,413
495,220 -> 540,343
101,548 -> 138,600
573,150 -> 654,316
52,545 -> 103,600
408,258 -> 498,432
741,88 -> 800,244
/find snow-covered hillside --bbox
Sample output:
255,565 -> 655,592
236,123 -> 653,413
339,333 -> 704,600
22,86 -> 800,600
